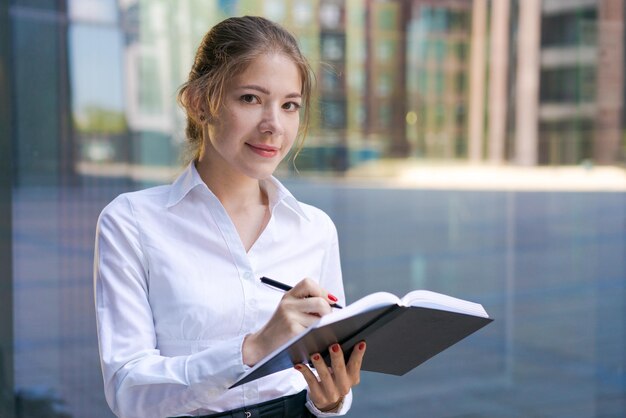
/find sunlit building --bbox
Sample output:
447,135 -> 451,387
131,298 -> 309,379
407,0 -> 473,160
484,0 -> 624,166
538,0 -> 599,165
24,0 -> 625,184
79,0 -> 626,173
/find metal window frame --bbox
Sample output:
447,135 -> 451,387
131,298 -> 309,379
0,0 -> 15,415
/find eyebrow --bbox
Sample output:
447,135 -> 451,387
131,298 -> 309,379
238,84 -> 302,99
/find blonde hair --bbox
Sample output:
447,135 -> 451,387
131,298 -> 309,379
177,16 -> 314,161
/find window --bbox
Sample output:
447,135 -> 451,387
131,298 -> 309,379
2,2 -> 625,417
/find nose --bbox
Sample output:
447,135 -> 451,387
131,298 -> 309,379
258,104 -> 284,136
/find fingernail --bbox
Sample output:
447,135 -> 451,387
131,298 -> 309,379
331,344 -> 340,353
294,364 -> 302,370
328,293 -> 338,302
312,354 -> 321,361
358,342 -> 366,351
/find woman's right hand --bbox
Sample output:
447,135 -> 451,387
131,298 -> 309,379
242,278 -> 338,366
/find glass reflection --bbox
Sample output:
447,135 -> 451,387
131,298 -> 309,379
5,0 -> 626,417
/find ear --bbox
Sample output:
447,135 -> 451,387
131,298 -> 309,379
199,112 -> 215,124
182,85 -> 213,126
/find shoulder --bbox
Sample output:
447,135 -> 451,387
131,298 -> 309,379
296,200 -> 339,237
298,201 -> 334,223
98,185 -> 171,224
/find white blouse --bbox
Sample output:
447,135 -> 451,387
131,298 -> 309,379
94,163 -> 352,418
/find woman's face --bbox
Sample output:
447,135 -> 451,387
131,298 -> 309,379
203,53 -> 302,180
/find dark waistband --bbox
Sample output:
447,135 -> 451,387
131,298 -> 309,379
173,390 -> 313,418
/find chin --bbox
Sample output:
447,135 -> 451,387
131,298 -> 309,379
243,166 -> 277,181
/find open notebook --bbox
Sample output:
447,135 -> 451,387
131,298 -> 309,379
231,290 -> 493,388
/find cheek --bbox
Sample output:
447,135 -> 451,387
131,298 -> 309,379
233,112 -> 261,135
212,114 -> 250,143
285,116 -> 300,138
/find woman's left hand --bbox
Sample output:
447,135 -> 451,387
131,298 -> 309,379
294,341 -> 366,412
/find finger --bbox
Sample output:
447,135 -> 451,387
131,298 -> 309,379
283,293 -> 333,318
289,278 -> 324,298
329,343 -> 351,395
294,363 -> 323,399
300,296 -> 333,317
290,278 -> 340,308
295,363 -> 341,411
310,352 -> 334,385
279,292 -> 329,315
328,344 -> 346,375
346,341 -> 366,384
310,352 -> 341,406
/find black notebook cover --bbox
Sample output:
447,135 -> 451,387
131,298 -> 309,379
231,304 -> 493,388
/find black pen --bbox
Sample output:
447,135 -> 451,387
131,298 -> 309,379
260,276 -> 343,309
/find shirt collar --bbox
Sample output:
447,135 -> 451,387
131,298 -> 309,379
262,175 -> 310,222
166,162 -> 206,208
166,162 -> 311,222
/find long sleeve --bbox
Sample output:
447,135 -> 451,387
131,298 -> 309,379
306,391 -> 353,417
94,166 -> 357,417
94,196 -> 247,418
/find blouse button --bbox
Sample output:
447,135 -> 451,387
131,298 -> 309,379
243,271 -> 253,280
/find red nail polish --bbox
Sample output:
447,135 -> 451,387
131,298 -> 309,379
294,364 -> 302,370
358,342 -> 366,351
331,344 -> 340,353
313,354 -> 321,361
328,293 -> 338,302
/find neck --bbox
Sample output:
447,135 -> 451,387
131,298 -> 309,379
195,158 -> 267,210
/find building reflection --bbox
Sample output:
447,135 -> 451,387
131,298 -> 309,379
55,0 -> 625,185
2,1 -> 625,417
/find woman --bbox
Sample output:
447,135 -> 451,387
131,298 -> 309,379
94,16 -> 365,418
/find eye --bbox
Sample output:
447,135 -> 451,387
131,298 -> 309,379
240,94 -> 259,104
282,101 -> 301,112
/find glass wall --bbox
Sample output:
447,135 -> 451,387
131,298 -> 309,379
1,0 -> 625,417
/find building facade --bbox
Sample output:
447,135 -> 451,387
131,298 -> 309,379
7,0 -> 625,188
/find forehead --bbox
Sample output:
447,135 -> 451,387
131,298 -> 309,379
231,53 -> 302,91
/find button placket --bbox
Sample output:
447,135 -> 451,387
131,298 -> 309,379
242,382 -> 259,409
241,270 -> 258,333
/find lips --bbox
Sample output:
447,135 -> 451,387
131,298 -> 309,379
246,142 -> 280,158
